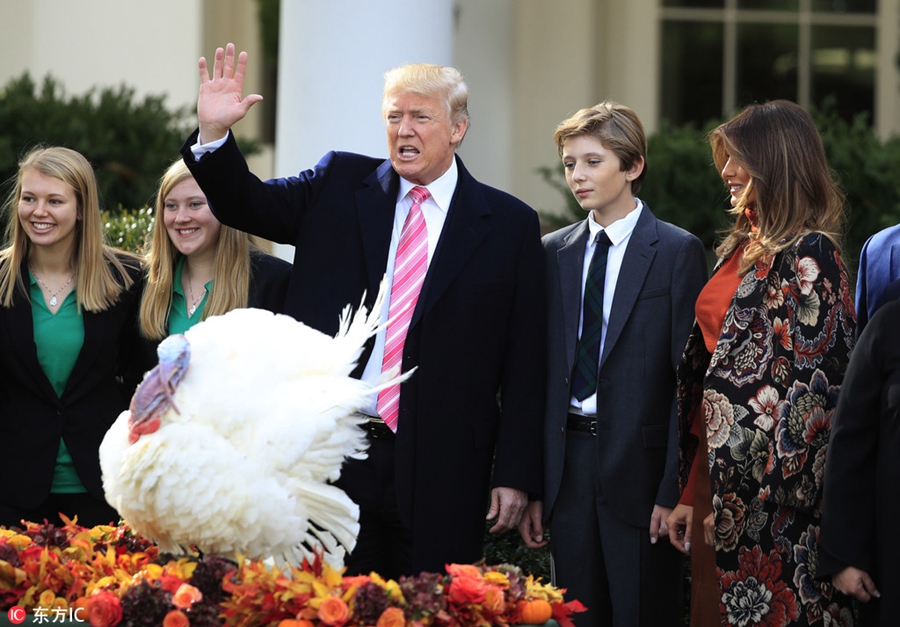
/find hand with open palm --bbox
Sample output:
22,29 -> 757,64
197,43 -> 263,144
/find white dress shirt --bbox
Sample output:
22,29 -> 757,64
358,161 -> 458,415
570,200 -> 643,416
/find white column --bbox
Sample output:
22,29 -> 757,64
273,0 -> 454,260
275,0 -> 454,176
453,0 -> 515,193
876,0 -> 900,140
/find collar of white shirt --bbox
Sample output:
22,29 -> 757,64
586,198 -> 643,246
397,157 -> 458,214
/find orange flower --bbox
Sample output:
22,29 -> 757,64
342,575 -> 371,588
375,606 -> 406,627
159,574 -> 184,594
482,585 -> 506,614
131,552 -> 151,569
38,590 -> 56,607
445,563 -> 482,579
162,609 -> 190,627
71,596 -> 91,617
447,574 -> 486,606
172,582 -> 203,609
317,595 -> 351,626
88,591 -> 123,627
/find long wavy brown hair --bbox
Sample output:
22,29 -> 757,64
711,100 -> 846,274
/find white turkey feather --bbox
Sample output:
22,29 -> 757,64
100,281 -> 404,568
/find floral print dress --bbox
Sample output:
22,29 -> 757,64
677,233 -> 857,627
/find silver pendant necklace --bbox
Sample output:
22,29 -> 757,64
185,264 -> 207,317
30,268 -> 74,308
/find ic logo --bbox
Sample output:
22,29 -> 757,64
7,605 -> 26,624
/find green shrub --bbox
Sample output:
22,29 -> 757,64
483,527 -> 551,581
102,206 -> 154,254
0,74 -> 194,212
814,102 -> 900,272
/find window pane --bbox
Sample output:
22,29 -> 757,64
662,0 -> 723,7
738,0 -> 798,10
811,25 -> 875,121
661,21 -> 724,126
735,23 -> 798,107
811,0 -> 875,13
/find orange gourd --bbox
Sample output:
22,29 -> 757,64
520,598 -> 553,624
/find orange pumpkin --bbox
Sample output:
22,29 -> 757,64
520,598 -> 553,625
278,620 -> 314,627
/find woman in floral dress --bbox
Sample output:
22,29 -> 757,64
666,100 -> 857,627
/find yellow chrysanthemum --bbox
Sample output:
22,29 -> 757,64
368,572 -> 405,603
162,557 -> 198,580
524,574 -> 565,603
483,571 -> 510,588
7,534 -> 33,549
146,563 -> 165,579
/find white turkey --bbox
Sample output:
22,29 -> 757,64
99,284 -> 401,568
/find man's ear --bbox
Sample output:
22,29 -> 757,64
450,119 -> 468,146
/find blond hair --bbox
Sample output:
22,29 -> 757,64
711,100 -> 846,274
382,63 -> 470,130
140,159 -> 254,340
554,101 -> 648,194
0,146 -> 137,310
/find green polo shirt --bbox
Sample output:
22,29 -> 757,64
169,256 -> 212,335
29,272 -> 86,493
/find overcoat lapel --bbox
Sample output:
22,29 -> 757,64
558,222 -> 590,368
356,160 -> 401,298
600,208 -> 658,367
413,157 -> 489,326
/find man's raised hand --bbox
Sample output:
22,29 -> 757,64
197,43 -> 263,144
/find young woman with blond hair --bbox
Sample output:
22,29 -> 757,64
139,159 -> 290,341
0,146 -> 144,528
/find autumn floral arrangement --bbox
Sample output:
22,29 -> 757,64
0,518 -> 584,627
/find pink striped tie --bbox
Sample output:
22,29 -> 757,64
377,186 -> 431,432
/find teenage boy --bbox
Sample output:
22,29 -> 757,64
519,102 -> 707,626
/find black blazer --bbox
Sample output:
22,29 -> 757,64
818,299 -> 900,626
182,131 -> 546,573
248,250 -> 292,313
0,255 -> 144,508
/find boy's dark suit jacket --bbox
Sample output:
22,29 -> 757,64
543,206 -> 706,523
181,132 -> 546,573
541,205 -> 706,619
